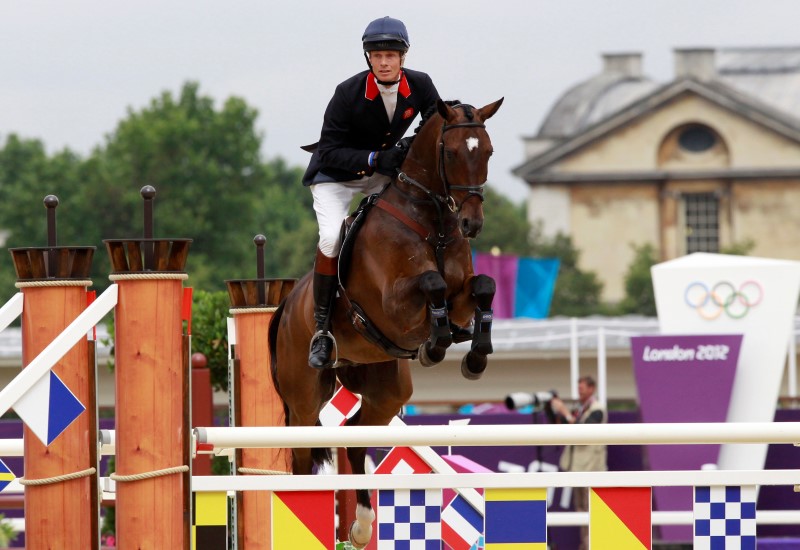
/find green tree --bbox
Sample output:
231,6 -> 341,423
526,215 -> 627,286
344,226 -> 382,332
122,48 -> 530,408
472,186 -> 534,255
618,242 -> 658,316
86,81 -> 267,291
0,135 -> 87,299
530,230 -> 605,317
0,84 -> 321,297
192,290 -> 232,391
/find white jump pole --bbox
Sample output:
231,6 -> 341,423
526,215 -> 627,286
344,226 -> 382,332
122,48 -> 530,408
195,421 -> 800,450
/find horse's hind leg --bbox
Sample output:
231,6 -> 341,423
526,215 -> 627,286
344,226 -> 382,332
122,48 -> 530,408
417,270 -> 453,367
461,274 -> 495,380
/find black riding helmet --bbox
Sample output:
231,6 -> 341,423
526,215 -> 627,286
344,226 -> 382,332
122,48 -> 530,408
362,16 -> 410,52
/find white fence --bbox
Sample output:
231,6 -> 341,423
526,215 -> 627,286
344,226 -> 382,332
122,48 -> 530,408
190,421 -> 800,527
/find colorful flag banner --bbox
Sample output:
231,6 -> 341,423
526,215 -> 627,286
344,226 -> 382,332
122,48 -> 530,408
192,491 -> 228,550
694,485 -> 756,550
319,386 -> 362,427
590,487 -> 651,549
272,490 -> 334,549
485,488 -> 547,548
377,488 -> 442,549
0,460 -> 15,492
442,493 -> 484,550
473,253 -> 559,319
13,370 -> 85,445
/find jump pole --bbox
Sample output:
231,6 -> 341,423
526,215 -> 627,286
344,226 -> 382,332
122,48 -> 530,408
104,186 -> 192,549
10,196 -> 98,549
226,234 -> 295,550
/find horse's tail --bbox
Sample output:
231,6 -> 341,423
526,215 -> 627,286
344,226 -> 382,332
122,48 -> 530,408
268,285 -> 333,468
268,299 -> 289,426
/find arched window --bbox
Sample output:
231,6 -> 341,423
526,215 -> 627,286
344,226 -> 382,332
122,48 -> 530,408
657,122 -> 729,168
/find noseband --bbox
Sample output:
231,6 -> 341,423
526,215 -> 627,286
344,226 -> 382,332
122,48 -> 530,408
396,105 -> 487,213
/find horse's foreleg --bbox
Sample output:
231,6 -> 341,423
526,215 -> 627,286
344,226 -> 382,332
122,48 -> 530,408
417,270 -> 452,367
346,445 -> 375,549
461,274 -> 495,380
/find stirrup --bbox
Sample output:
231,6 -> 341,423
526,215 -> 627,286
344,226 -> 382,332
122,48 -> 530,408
309,330 -> 338,369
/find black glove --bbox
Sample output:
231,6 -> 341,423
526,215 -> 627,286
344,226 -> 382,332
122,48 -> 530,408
374,143 -> 408,176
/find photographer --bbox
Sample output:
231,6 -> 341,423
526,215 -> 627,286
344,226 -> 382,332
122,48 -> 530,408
549,375 -> 607,550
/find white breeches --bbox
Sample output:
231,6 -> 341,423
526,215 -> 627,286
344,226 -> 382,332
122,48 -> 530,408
311,173 -> 390,257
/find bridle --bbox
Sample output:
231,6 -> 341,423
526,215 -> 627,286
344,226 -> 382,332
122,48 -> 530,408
397,104 -> 487,213
438,110 -> 487,212
384,105 -> 487,276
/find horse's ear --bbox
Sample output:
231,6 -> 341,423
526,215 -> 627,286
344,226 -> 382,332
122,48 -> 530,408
436,99 -> 454,121
477,97 -> 504,121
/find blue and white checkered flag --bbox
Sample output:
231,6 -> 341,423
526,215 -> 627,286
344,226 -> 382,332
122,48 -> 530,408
694,485 -> 756,550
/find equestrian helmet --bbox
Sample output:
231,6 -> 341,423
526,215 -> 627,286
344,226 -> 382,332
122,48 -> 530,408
362,16 -> 410,53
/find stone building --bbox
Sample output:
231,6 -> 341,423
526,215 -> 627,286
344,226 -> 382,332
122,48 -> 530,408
514,47 -> 800,302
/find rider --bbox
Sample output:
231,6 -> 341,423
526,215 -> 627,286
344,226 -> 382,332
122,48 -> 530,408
302,16 -> 441,369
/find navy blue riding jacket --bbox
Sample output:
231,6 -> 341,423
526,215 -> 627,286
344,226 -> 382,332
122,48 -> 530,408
302,68 -> 440,186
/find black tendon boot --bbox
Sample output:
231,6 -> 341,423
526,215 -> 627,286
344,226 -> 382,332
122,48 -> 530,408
308,252 -> 339,369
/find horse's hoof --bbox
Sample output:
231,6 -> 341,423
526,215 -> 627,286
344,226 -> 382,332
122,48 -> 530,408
418,342 -> 445,367
348,504 -> 375,549
461,352 -> 487,380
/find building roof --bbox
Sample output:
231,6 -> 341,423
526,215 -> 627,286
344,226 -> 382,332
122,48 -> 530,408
532,46 -> 800,143
717,47 -> 800,115
538,73 -> 659,139
514,46 -> 800,180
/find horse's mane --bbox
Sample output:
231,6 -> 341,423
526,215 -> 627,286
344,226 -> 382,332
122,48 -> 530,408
412,99 -> 474,136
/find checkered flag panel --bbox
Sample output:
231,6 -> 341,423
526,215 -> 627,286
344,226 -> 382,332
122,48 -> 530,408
694,485 -> 756,550
378,488 -> 442,549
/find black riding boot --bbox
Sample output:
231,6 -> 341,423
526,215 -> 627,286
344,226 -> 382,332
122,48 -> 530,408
308,253 -> 339,369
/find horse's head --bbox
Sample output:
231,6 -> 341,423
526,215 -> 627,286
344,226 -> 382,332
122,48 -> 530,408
404,98 -> 503,239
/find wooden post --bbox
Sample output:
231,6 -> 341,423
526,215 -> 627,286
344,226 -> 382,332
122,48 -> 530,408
226,235 -> 295,550
104,186 -> 192,549
10,195 -> 98,550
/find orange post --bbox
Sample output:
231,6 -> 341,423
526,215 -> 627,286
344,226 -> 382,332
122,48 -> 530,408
104,186 -> 192,549
10,195 -> 98,550
20,284 -> 97,550
113,276 -> 188,548
227,235 -> 295,550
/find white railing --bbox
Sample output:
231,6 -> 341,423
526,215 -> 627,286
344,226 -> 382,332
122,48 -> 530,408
194,421 -> 800,449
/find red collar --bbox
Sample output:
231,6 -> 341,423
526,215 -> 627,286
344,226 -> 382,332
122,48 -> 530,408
365,71 -> 411,101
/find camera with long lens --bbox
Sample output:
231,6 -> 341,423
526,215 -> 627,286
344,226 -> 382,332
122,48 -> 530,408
504,390 -> 559,422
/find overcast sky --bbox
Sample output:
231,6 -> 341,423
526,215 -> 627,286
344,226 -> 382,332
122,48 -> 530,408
3,1 -> 800,202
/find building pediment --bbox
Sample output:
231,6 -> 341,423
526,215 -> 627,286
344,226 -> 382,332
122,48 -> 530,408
514,77 -> 800,182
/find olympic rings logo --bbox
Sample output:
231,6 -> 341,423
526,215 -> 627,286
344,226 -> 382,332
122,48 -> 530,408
684,280 -> 763,320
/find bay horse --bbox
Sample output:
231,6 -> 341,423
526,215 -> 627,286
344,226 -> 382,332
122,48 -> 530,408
269,97 -> 503,548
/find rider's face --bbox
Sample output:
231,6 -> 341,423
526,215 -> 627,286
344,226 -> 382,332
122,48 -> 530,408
369,50 -> 402,82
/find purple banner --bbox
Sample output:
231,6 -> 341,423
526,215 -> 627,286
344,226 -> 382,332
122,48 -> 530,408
473,253 -> 518,319
631,333 -> 742,541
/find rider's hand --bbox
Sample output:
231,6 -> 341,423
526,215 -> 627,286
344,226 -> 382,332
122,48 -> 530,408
374,143 -> 408,176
